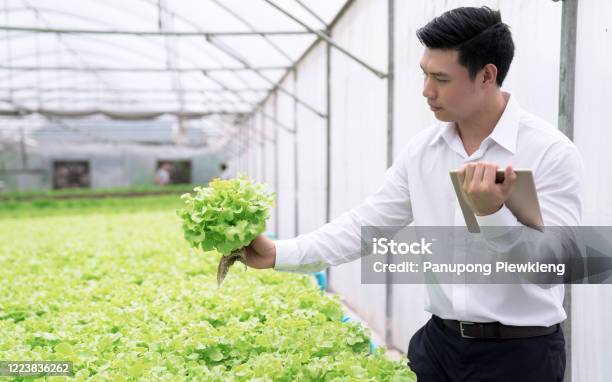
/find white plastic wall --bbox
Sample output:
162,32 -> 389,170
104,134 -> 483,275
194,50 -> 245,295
295,44 -> 328,235
571,0 -> 612,381
12,143 -> 220,189
276,75 -> 298,239
325,0 -> 389,337
227,1 -> 612,380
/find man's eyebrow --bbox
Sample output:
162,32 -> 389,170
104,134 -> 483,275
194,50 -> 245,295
419,64 -> 450,77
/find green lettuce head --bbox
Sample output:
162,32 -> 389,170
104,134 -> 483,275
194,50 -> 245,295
177,175 -> 275,256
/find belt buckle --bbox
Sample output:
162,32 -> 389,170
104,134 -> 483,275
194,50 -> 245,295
459,321 -> 476,338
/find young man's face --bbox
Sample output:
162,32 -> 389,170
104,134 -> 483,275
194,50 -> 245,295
420,48 -> 485,123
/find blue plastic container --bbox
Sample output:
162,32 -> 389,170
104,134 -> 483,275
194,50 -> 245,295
313,270 -> 327,291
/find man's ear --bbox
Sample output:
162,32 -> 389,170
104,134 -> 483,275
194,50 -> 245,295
481,64 -> 498,85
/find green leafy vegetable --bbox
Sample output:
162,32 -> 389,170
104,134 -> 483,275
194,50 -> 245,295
177,176 -> 275,285
0,200 -> 415,381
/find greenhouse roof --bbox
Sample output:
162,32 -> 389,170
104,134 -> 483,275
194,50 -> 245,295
0,0 -> 353,121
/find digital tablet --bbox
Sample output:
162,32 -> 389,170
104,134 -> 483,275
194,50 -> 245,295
449,169 -> 544,233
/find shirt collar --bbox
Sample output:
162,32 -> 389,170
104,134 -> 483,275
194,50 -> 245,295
428,91 -> 520,154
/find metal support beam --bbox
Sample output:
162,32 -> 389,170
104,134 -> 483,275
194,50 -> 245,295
200,71 -> 258,106
249,117 -> 254,177
261,112 -> 296,134
248,116 -> 257,180
19,127 -> 28,168
324,36 -> 332,289
127,0 -> 271,111
0,107 -> 243,118
3,95 -> 254,108
209,0 -> 294,63
243,119 -> 249,174
0,25 -> 316,36
273,93 -> 280,238
4,0 -> 13,100
263,0 -> 387,79
0,9 -> 233,94
384,0 -> 395,350
0,65 -> 289,73
325,40 -> 332,225
260,111 -> 266,182
252,0 -> 356,118
294,0 -> 329,28
238,121 -> 243,173
293,69 -> 299,237
235,130 -> 240,172
0,86 -> 269,93
0,46 -> 212,86
135,0 -> 320,118
19,2 -> 148,105
224,0 -> 357,126
558,0 -> 578,380
558,0 -> 577,141
245,117 -> 250,175
206,36 -> 327,118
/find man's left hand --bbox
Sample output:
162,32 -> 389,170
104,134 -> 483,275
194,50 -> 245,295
457,163 -> 517,216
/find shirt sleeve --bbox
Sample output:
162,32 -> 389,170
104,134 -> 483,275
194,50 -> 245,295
274,152 -> 414,273
474,141 -> 584,281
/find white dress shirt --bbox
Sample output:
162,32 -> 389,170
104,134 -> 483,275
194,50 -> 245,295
274,91 -> 583,327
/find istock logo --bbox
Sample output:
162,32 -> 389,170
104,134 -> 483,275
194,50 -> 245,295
372,237 -> 434,255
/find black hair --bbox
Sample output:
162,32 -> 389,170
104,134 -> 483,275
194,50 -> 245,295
416,6 -> 514,87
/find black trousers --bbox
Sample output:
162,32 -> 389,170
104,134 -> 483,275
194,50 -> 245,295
407,316 -> 566,382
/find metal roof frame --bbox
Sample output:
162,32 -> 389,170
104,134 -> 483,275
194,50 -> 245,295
0,0 -> 386,120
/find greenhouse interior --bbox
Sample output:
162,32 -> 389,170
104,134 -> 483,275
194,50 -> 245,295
1,0 -> 611,381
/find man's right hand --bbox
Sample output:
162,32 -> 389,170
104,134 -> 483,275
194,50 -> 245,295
243,235 -> 276,269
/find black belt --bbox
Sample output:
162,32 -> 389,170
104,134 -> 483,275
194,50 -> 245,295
433,315 -> 560,339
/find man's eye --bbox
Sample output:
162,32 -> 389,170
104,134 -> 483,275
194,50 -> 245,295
436,78 -> 449,83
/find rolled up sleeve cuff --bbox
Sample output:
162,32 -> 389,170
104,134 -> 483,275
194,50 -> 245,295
273,239 -> 301,271
475,204 -> 518,239
273,238 -> 328,273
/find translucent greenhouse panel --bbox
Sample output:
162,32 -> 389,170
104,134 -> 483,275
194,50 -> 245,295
275,73 -> 297,239
574,1 -> 612,226
191,153 -> 221,185
126,151 -> 155,186
295,43 -> 327,234
92,154 -> 127,188
0,0 -> 345,119
498,0 -> 562,126
393,0 -> 447,155
390,0 -> 447,352
573,286 -> 612,382
249,112 -> 264,183
572,0 -> 612,380
247,115 -> 257,182
326,0 -> 389,338
262,99 -> 278,236
256,113 -> 272,187
0,147 -> 45,190
389,284 -> 430,352
0,147 -> 18,190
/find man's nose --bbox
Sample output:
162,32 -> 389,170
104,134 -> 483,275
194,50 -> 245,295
422,77 -> 436,99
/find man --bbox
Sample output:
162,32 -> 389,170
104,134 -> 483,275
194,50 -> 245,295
219,162 -> 230,180
154,162 -> 172,185
243,6 -> 581,381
